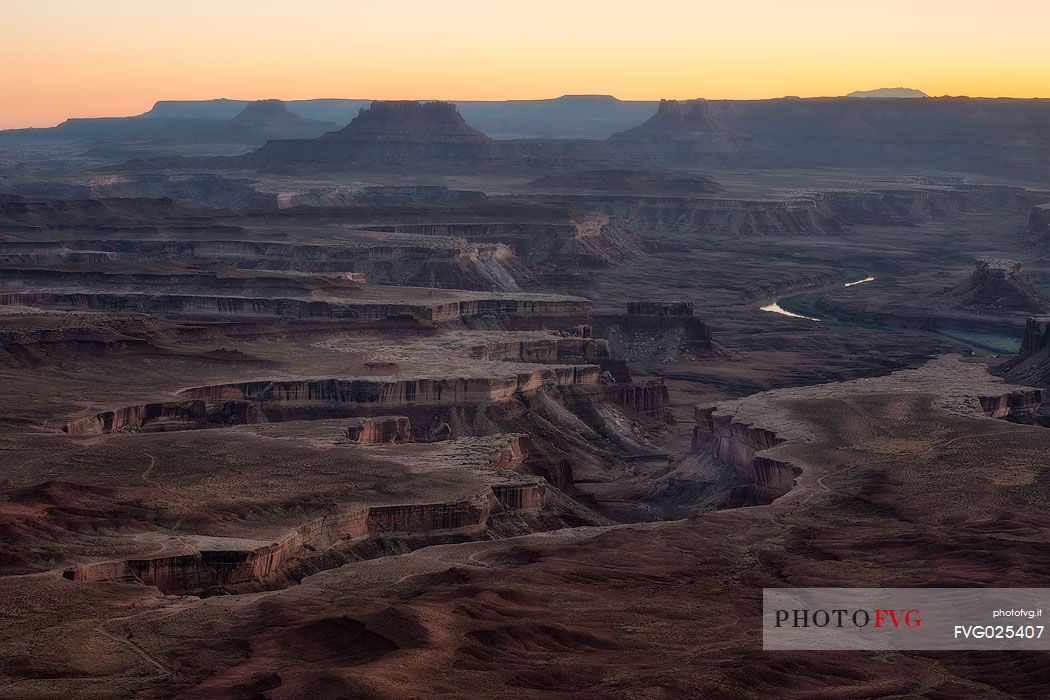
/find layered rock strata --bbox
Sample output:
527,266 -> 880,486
4,291 -> 590,324
605,380 -> 672,421
63,366 -> 601,435
0,237 -> 522,291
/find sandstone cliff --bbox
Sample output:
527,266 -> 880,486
605,380 -> 671,421
590,302 -> 721,361
344,416 -> 412,444
64,367 -> 601,434
692,405 -> 798,506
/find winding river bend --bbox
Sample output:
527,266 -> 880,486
759,275 -> 876,321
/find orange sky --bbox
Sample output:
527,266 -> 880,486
2,0 -> 1048,128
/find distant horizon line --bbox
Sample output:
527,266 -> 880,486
6,89 -> 1050,130
11,90 -> 1050,131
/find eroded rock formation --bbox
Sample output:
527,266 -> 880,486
344,416 -> 412,444
944,258 -> 1050,313
692,405 -> 798,506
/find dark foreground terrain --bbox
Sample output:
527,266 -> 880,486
3,96 -> 1050,698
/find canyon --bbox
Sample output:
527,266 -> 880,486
3,91 -> 1050,699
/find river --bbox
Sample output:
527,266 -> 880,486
759,275 -> 876,321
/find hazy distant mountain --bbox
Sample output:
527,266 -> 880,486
239,100 -> 616,172
0,100 -> 339,164
243,101 -> 499,171
230,99 -> 308,126
142,95 -> 657,139
607,96 -> 1050,174
20,93 -> 1050,177
847,87 -> 928,99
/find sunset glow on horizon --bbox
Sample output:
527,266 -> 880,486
3,0 -> 1048,129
